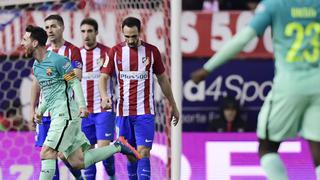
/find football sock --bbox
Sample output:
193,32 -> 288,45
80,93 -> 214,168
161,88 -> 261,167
315,165 -> 320,180
260,153 -> 288,180
83,164 -> 96,180
127,161 -> 138,180
103,155 -> 115,177
39,159 -> 56,180
52,159 -> 59,180
84,145 -> 118,168
138,158 -> 150,180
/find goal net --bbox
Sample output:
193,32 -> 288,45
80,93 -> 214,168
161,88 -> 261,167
0,0 -> 172,179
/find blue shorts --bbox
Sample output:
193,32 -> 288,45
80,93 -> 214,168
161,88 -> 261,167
116,114 -> 155,148
35,117 -> 51,147
82,112 -> 116,145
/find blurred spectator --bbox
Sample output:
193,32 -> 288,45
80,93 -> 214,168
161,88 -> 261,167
208,96 -> 246,132
247,0 -> 260,10
219,0 -> 260,10
203,0 -> 219,11
183,0 -> 205,10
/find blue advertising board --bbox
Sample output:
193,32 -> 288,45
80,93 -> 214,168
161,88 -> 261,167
182,58 -> 274,131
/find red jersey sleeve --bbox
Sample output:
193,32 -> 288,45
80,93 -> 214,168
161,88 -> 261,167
152,46 -> 165,75
70,46 -> 83,69
100,47 -> 115,75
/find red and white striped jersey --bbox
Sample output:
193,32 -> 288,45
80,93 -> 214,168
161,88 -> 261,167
101,41 -> 165,116
40,41 -> 83,117
47,41 -> 83,69
80,43 -> 113,113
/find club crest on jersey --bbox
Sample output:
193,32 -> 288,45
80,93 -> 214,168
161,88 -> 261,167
142,57 -> 150,66
97,58 -> 103,67
46,68 -> 52,76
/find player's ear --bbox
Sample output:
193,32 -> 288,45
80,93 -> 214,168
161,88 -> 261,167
32,40 -> 39,48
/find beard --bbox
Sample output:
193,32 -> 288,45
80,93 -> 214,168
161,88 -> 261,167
128,42 -> 138,48
24,48 -> 33,58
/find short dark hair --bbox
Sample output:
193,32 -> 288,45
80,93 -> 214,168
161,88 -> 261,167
122,17 -> 141,32
25,25 -> 48,46
44,14 -> 64,26
80,17 -> 98,32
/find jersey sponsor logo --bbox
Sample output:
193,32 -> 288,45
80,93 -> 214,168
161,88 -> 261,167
46,68 -> 52,76
145,139 -> 152,143
82,72 -> 100,80
39,79 -> 56,88
105,133 -> 112,137
119,71 -> 148,80
142,57 -> 150,66
117,59 -> 122,64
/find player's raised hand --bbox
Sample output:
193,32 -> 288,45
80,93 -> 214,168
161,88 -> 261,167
34,113 -> 42,124
171,105 -> 180,126
101,97 -> 112,110
191,68 -> 209,84
79,107 -> 89,118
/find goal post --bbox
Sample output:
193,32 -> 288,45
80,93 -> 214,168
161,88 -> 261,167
170,0 -> 182,180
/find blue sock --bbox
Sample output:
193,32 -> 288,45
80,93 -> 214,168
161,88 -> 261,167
127,161 -> 138,180
138,158 -> 150,180
52,159 -> 60,180
84,164 -> 96,180
103,155 -> 115,177
63,161 -> 83,179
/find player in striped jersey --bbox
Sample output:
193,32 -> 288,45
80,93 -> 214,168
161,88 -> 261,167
99,17 -> 180,180
22,25 -> 140,180
79,17 -> 116,180
29,14 -> 83,179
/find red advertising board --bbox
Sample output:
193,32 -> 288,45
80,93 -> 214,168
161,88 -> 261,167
0,11 -> 273,58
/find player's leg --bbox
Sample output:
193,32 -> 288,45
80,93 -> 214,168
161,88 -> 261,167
58,152 -> 84,180
257,92 -> 307,180
95,112 -> 116,179
39,145 -> 58,179
300,94 -> 320,179
65,117 -> 139,171
135,114 -> 155,180
307,140 -> 320,179
36,117 -> 60,180
117,116 -> 139,180
81,114 -> 97,180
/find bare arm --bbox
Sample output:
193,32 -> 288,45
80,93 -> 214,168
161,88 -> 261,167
99,73 -> 112,109
156,73 -> 179,126
29,75 -> 40,129
191,27 -> 257,83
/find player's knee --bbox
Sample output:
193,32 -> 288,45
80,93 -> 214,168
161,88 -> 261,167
69,160 -> 85,170
97,140 -> 111,147
68,157 -> 85,170
138,147 -> 150,158
40,146 -> 58,159
258,139 -> 281,157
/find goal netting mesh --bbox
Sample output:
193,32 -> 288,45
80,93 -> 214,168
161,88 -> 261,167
0,0 -> 172,179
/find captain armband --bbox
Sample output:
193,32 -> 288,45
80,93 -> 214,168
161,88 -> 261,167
63,70 -> 77,81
